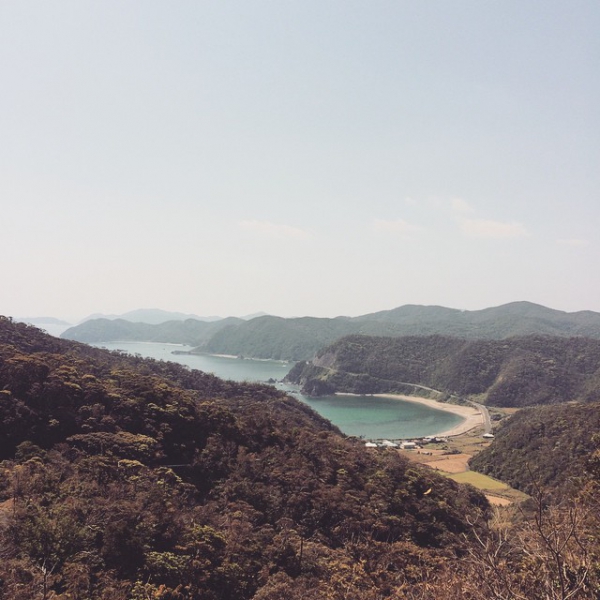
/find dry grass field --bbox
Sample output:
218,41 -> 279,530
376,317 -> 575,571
400,425 -> 529,506
448,470 -> 507,490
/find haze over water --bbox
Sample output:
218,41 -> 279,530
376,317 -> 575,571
93,341 -> 463,439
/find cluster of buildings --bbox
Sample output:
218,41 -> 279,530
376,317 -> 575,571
364,436 -> 449,450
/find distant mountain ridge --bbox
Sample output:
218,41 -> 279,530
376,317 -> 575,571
62,316 -> 243,346
78,308 -> 269,324
203,301 -> 600,360
61,301 -> 600,360
16,316 -> 72,326
79,308 -> 222,325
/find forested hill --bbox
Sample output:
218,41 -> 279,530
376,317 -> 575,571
204,315 -> 360,361
470,402 -> 600,496
61,316 -> 243,345
0,316 -> 490,599
286,334 -> 600,407
203,301 -> 600,360
61,301 -> 600,361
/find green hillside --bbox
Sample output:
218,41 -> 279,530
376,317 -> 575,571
202,301 -> 600,360
203,316 -> 360,361
0,317 -> 492,599
62,317 -> 242,346
62,302 -> 600,361
470,402 -> 600,496
287,334 -> 600,407
359,301 -> 600,338
4,317 -> 600,598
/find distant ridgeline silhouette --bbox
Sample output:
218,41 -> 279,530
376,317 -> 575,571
62,301 -> 600,361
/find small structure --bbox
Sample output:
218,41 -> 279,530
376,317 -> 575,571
381,440 -> 399,448
400,441 -> 418,450
364,442 -> 378,448
482,433 -> 495,439
422,436 -> 446,444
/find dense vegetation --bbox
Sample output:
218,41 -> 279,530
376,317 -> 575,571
204,316 -> 359,361
62,302 -> 600,361
4,317 -> 600,598
0,317 -> 494,599
287,334 -> 600,407
470,402 -> 600,496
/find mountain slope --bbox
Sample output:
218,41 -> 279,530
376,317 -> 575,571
202,301 -> 600,360
358,301 -> 600,337
287,334 -> 600,407
203,315 -> 361,360
61,302 -> 600,361
470,402 -> 600,496
0,317 -> 490,599
62,316 -> 243,345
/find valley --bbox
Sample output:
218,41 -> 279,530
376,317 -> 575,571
2,311 -> 600,598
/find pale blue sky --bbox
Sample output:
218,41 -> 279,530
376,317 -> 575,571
1,1 -> 598,321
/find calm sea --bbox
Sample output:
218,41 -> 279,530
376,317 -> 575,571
92,341 -> 463,440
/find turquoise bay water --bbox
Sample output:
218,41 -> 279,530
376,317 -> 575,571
300,394 -> 462,440
92,341 -> 463,439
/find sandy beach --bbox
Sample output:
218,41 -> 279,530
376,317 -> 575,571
372,394 -> 484,437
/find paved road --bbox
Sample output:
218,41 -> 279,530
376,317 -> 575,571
469,401 -> 492,434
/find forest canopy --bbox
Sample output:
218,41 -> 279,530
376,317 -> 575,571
3,317 -> 600,599
0,317 -> 490,599
287,333 -> 600,407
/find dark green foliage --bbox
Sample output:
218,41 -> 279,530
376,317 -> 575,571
204,303 -> 600,360
0,316 -> 490,599
469,402 -> 600,495
288,334 -> 600,407
204,316 -> 359,361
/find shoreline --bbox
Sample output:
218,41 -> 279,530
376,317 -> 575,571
372,393 -> 484,437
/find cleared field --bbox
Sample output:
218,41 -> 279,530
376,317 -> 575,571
401,430 -> 529,505
425,454 -> 471,473
447,471 -> 508,491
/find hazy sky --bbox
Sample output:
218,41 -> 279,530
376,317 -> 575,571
1,1 -> 598,322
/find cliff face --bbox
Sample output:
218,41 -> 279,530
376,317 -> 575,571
312,350 -> 337,369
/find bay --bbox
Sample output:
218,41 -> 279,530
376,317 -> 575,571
92,341 -> 463,439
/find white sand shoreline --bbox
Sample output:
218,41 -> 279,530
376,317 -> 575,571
334,392 -> 484,438
373,393 -> 484,437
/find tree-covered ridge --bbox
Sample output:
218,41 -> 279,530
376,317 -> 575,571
204,316 -> 360,361
469,402 -> 600,496
61,316 -> 243,346
4,317 -> 600,598
0,317 -> 493,599
203,301 -> 600,360
287,334 -> 600,407
61,301 -> 600,361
